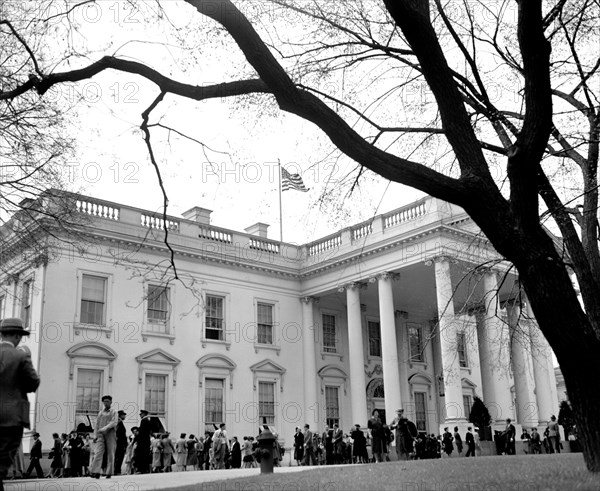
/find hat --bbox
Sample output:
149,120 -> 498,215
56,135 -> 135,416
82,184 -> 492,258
0,318 -> 31,336
101,395 -> 112,402
354,424 -> 361,427
396,408 -> 404,412
139,409 -> 149,415
118,410 -> 127,416
32,432 -> 40,437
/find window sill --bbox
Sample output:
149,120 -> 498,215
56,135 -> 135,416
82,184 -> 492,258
460,366 -> 472,375
142,329 -> 175,345
409,360 -> 428,370
73,323 -> 112,338
201,338 -> 232,350
254,343 -> 281,355
321,351 -> 343,361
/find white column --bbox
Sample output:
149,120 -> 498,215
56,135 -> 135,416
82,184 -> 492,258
526,302 -> 557,426
372,272 -> 402,419
433,257 -> 465,423
344,283 -> 369,426
301,296 -> 319,426
507,301 -> 538,427
476,271 -> 513,423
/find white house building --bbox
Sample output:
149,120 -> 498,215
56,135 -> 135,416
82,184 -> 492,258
0,191 -> 559,451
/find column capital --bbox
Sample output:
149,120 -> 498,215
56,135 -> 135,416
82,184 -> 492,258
300,296 -> 319,305
424,255 -> 458,266
337,281 -> 367,293
368,272 -> 400,283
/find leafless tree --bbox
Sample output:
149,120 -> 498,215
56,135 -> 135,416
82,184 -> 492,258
1,0 -> 600,469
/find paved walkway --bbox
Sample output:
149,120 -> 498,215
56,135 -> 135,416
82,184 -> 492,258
4,466 -> 320,490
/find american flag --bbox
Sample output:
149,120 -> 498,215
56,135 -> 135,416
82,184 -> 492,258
281,166 -> 309,192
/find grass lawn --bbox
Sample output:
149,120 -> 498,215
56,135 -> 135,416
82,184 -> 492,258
184,454 -> 600,491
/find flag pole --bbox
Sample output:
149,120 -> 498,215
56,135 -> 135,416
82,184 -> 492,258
278,159 -> 283,242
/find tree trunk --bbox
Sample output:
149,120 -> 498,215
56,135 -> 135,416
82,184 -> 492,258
509,237 -> 600,471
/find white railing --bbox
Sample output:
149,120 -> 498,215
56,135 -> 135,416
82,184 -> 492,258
383,200 -> 427,229
249,238 -> 280,254
198,225 -> 233,244
352,222 -> 373,241
141,213 -> 180,232
308,234 -> 342,256
76,198 -> 120,221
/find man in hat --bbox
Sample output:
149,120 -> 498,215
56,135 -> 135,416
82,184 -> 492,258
114,410 -> 128,475
390,408 -> 417,461
134,409 -> 152,474
0,317 -> 40,490
23,432 -> 44,479
90,395 -> 118,478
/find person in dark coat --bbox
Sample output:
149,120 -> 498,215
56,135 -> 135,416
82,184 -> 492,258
390,408 -> 417,461
293,427 -> 304,466
114,410 -> 128,475
230,437 -> 241,468
453,426 -> 463,456
367,409 -> 385,463
24,433 -> 44,478
503,419 -> 516,455
465,427 -> 476,457
442,427 -> 454,457
67,431 -> 83,477
0,318 -> 40,489
350,424 -> 367,464
49,433 -> 63,477
134,410 -> 152,474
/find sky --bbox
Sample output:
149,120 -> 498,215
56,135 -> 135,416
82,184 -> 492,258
45,0 -> 425,245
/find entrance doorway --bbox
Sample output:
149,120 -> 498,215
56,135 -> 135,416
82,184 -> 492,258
366,378 -> 386,424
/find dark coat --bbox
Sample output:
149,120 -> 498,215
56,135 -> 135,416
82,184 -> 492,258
351,429 -> 367,458
30,439 -> 42,459
0,342 -> 40,428
368,416 -> 385,454
116,420 -> 127,450
230,440 -> 241,468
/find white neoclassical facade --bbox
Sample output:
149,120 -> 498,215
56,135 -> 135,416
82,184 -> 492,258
0,192 -> 559,451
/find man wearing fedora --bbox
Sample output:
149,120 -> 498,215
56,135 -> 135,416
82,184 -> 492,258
0,317 -> 40,490
114,410 -> 128,475
24,432 -> 44,479
134,409 -> 152,474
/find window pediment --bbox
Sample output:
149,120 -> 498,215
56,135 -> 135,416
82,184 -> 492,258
196,354 -> 237,389
249,359 -> 286,391
408,373 -> 433,386
135,348 -> 181,366
135,349 -> 180,386
318,364 -> 348,395
66,342 -> 117,381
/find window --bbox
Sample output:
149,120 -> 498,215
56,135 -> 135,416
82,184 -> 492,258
414,392 -> 427,432
368,321 -> 381,357
322,314 -> 337,353
21,280 -> 32,328
147,285 -> 170,332
258,381 -> 275,425
257,303 -> 274,345
145,374 -> 167,417
0,294 -> 5,318
408,324 -> 424,362
76,369 -> 102,416
205,378 -> 224,431
81,275 -> 107,326
205,295 -> 224,340
463,394 -> 473,420
457,332 -> 468,367
325,386 -> 340,427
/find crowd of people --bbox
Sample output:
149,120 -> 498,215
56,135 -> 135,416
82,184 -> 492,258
7,406 -> 571,481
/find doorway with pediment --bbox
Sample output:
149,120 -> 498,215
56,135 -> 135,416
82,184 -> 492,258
366,377 -> 387,424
